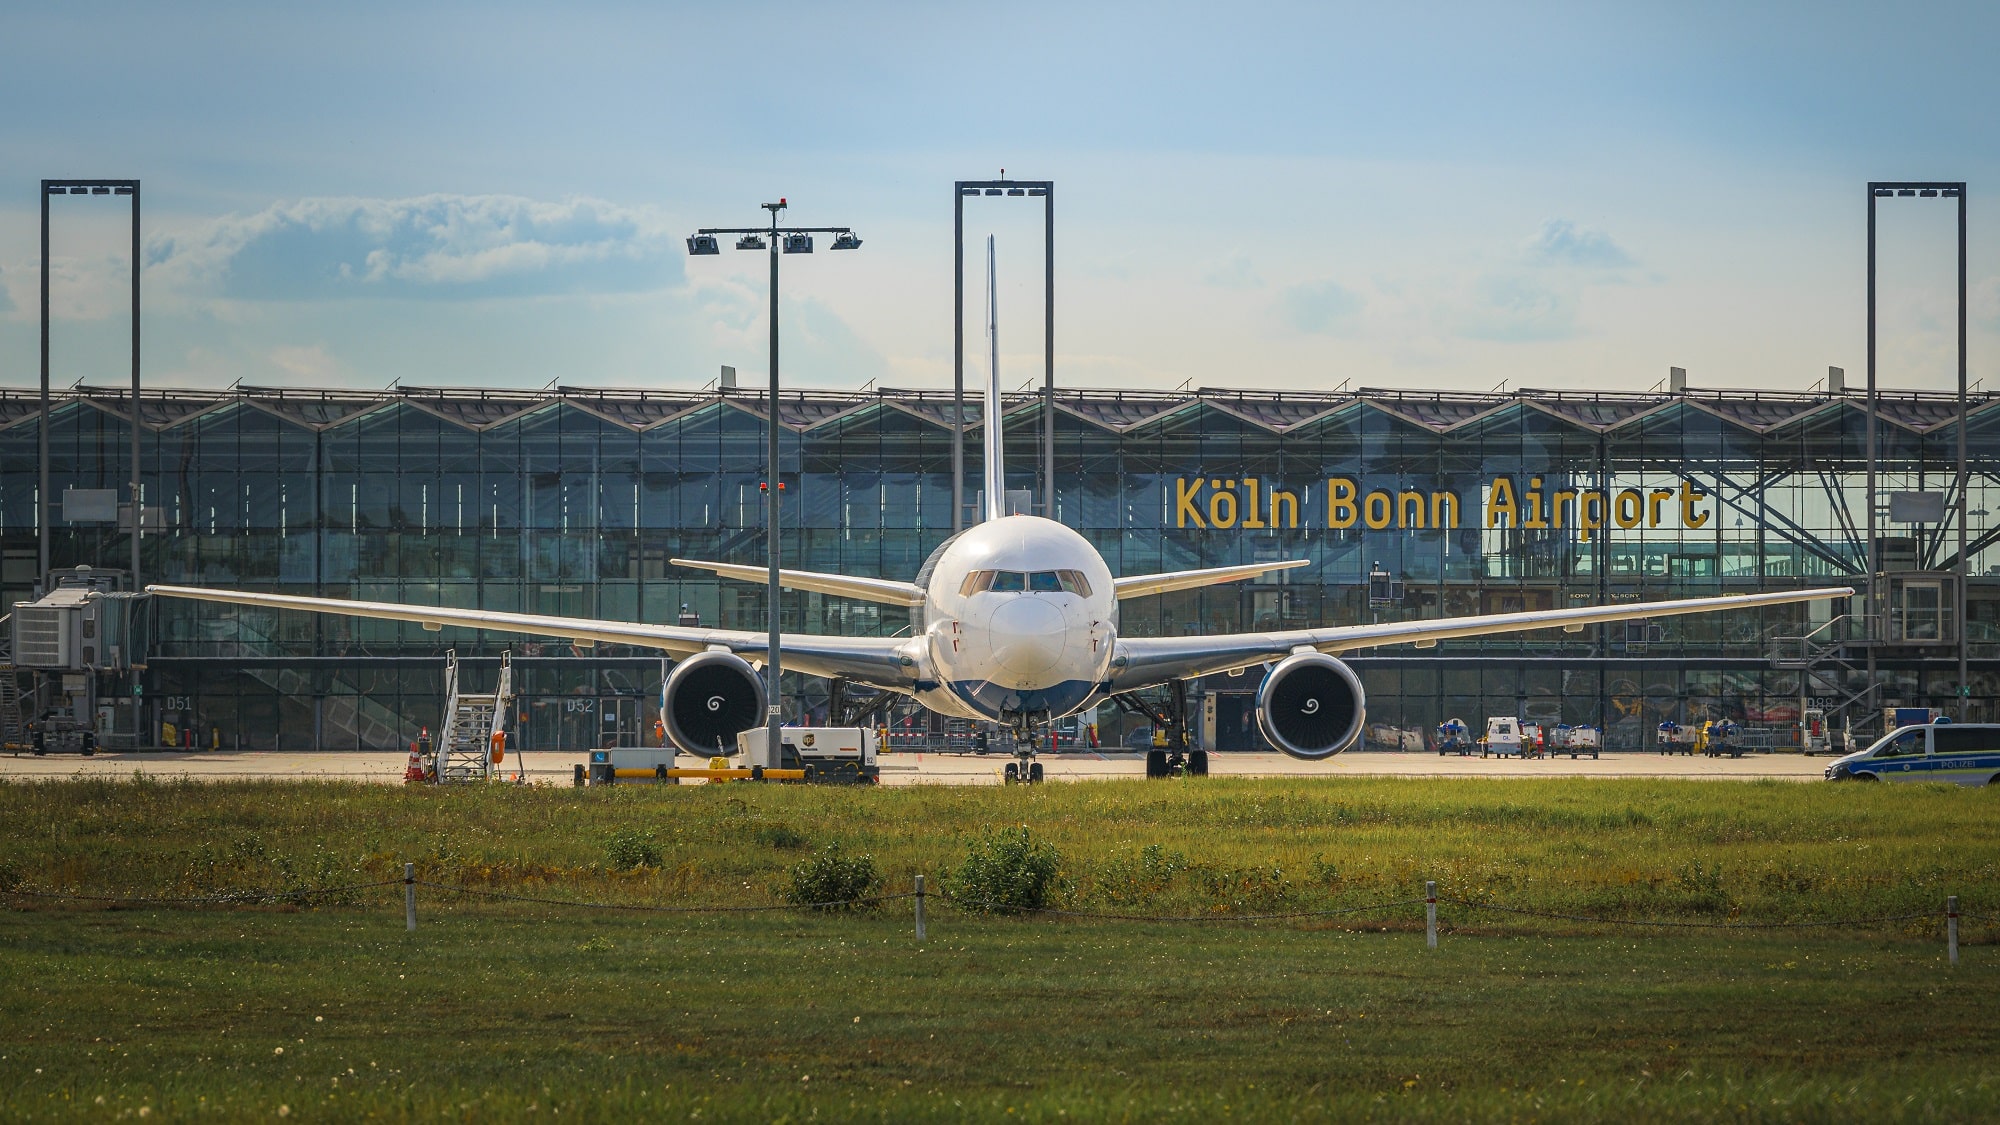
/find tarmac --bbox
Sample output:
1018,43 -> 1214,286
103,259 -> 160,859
0,748 -> 1831,785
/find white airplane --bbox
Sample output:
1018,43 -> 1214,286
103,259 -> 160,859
148,239 -> 1852,781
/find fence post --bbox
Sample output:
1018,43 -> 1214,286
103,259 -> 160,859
1425,880 -> 1437,949
914,874 -> 927,942
1947,895 -> 1958,967
404,862 -> 417,932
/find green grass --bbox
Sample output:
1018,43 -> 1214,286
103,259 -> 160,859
2,776 -> 1997,1119
2,774 -> 1995,924
2,911 -> 1995,1121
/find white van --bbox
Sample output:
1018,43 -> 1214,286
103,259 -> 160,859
1824,723 -> 2000,786
1481,717 -> 1523,758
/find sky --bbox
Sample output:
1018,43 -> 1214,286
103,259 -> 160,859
1,0 -> 1996,398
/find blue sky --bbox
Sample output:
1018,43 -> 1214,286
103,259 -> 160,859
2,1 -> 1995,395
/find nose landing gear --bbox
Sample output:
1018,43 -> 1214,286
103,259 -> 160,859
1003,715 -> 1049,785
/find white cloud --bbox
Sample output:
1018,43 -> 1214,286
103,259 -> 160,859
1976,275 -> 2000,330
1526,219 -> 1635,269
1457,274 -> 1576,342
268,343 -> 339,380
1202,254 -> 1264,290
147,194 -> 684,301
1280,279 -> 1364,335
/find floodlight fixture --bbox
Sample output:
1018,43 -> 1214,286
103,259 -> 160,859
114,186 -> 133,195
960,187 -> 980,197
984,188 -> 1001,196
1006,187 -> 1025,196
1874,188 -> 1895,197
782,232 -> 813,254
68,186 -> 86,194
830,231 -> 862,250
736,234 -> 766,251
1898,188 -> 1917,196
1027,187 -> 1047,196
686,234 -> 721,255
1942,187 -> 1963,197
1920,188 -> 1938,197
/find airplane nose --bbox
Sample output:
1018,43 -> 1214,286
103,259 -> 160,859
988,597 -> 1068,678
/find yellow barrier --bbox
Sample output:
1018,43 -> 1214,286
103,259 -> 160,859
608,767 -> 809,781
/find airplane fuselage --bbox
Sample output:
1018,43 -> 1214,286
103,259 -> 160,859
912,515 -> 1118,725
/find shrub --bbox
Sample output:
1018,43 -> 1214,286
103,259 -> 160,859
949,827 -> 1061,913
604,829 -> 662,871
753,822 -> 810,850
783,844 -> 881,911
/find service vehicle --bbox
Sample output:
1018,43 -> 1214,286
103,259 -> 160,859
1481,717 -> 1524,758
1824,722 -> 2000,786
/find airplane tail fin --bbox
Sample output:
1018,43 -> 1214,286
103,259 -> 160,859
983,234 -> 1006,523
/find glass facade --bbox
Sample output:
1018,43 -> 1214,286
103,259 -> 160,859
5,383 -> 1996,750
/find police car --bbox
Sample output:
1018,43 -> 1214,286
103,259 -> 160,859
1824,722 -> 2000,786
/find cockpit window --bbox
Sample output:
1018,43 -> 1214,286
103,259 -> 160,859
960,569 -> 1090,596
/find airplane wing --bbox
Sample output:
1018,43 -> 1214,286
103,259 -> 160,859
1108,586 -> 1854,691
669,559 -> 926,607
144,585 -> 916,690
1113,560 -> 1310,600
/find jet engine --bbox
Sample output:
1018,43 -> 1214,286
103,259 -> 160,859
1254,651 -> 1366,760
662,651 -> 766,756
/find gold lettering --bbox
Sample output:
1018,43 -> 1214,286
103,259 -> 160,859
1240,478 -> 1267,529
1327,477 -> 1358,529
1175,478 -> 1206,529
1680,480 -> 1710,528
1431,491 -> 1458,529
1552,489 -> 1575,529
1269,488 -> 1299,529
1486,477 -> 1517,527
1578,490 -> 1604,541
1209,487 -> 1238,528
1648,488 -> 1673,528
1397,490 -> 1426,529
1524,477 -> 1547,529
1364,491 -> 1393,530
1614,489 -> 1643,529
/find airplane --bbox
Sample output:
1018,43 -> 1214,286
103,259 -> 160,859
147,238 -> 1853,781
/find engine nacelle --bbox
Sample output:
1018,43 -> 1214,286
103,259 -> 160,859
1255,652 -> 1366,761
662,651 -> 766,756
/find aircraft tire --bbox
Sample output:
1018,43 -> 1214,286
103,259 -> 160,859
1029,762 -> 1044,784
1004,762 -> 1019,784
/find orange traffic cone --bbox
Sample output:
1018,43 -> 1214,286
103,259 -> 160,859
404,744 -> 427,784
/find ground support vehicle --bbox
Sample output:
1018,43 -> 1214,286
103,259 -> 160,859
1480,717 -> 1525,758
1656,722 -> 1695,755
1700,720 -> 1748,758
1549,724 -> 1602,759
1825,722 -> 2000,785
1436,718 -> 1475,756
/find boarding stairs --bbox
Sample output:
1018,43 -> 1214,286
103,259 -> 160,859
1768,614 -> 1880,750
436,650 -> 513,783
0,615 -> 21,749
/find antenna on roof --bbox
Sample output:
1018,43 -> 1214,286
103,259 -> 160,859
1490,378 -> 1509,394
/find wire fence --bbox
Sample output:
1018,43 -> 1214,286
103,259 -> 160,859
4,874 -> 1986,964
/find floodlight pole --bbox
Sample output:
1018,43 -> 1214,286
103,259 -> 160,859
690,205 -> 861,758
953,178 -> 1054,530
39,179 -> 142,590
1865,180 -> 1969,725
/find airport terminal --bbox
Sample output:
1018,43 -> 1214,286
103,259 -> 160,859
2,373 -> 1993,755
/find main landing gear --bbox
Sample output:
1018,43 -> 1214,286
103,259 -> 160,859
1144,748 -> 1208,778
1116,680 -> 1209,781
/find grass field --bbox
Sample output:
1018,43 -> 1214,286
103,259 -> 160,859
3,775 -> 1997,1120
